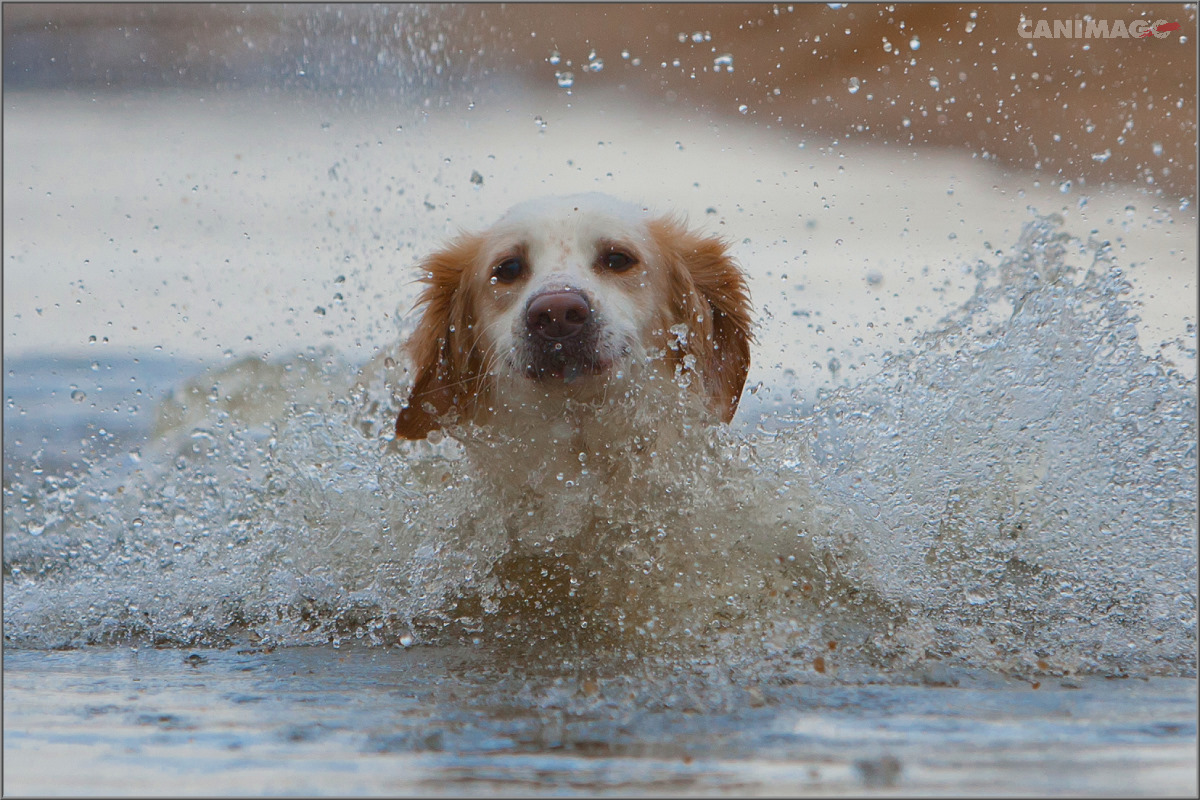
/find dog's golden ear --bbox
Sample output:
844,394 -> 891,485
394,236 -> 485,440
653,220 -> 753,423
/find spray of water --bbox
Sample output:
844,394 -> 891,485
3,216 -> 1195,678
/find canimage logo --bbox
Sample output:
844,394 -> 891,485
1017,18 -> 1181,39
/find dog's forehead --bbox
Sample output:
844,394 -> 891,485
491,194 -> 651,246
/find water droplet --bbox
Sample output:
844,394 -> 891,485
1151,142 -> 1164,157
714,54 -> 734,69
548,51 -> 561,65
737,104 -> 749,114
1092,149 -> 1111,162
71,389 -> 86,403
1059,181 -> 1071,194
928,76 -> 940,90
555,71 -> 575,88
909,36 -> 921,50
965,587 -> 992,605
848,77 -> 861,94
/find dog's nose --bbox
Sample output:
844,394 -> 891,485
526,291 -> 591,340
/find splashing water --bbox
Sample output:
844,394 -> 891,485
763,216 -> 1197,676
3,217 -> 1195,678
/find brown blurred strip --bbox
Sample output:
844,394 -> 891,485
4,3 -> 1194,199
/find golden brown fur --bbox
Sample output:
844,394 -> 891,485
395,195 -> 752,441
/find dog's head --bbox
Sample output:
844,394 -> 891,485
395,194 -> 752,440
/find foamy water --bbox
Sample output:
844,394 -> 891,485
5,205 -> 1195,679
3,89 -> 1196,794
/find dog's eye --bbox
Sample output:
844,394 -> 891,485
491,257 -> 525,284
602,250 -> 636,272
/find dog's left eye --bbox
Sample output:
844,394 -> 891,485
602,251 -> 636,272
491,257 -> 525,283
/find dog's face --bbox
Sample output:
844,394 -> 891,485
395,194 -> 752,440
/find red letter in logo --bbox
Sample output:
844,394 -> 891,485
1139,21 -> 1181,38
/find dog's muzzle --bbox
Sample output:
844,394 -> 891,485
523,290 -> 606,381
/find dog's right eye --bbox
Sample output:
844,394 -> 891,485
491,257 -> 525,284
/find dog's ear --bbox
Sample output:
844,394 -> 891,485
395,236 -> 486,440
653,220 -> 753,423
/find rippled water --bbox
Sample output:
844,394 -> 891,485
4,645 -> 1196,796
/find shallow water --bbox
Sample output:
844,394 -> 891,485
6,216 -> 1196,670
4,645 -> 1197,796
5,216 -> 1197,794
4,90 -> 1197,795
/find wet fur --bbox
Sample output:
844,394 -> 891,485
389,196 -> 754,647
394,197 -> 752,441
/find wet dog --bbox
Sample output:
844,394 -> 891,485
389,193 -> 754,644
394,193 -> 752,448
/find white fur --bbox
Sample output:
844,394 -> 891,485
391,193 -> 753,489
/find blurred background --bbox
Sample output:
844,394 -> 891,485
4,3 -> 1196,474
4,2 -> 1196,199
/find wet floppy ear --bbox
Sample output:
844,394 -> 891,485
394,236 -> 484,440
654,220 -> 753,423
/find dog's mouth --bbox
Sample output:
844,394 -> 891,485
523,344 -> 611,383
520,289 -> 616,383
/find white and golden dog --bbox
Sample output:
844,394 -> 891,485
374,194 -> 758,641
392,193 -> 752,473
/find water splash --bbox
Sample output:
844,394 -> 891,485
758,217 -> 1197,675
3,217 -> 1195,678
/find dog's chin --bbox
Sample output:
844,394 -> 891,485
523,356 -> 612,384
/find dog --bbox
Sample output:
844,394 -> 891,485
393,193 -> 752,457
386,194 -> 754,643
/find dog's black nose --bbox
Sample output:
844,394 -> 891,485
526,291 -> 591,340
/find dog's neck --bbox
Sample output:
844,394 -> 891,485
452,364 -> 706,493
